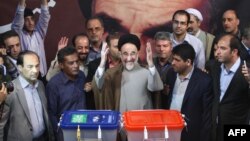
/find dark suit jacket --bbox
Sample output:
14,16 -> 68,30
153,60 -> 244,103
239,43 -> 250,64
0,78 -> 54,141
162,67 -> 213,141
208,61 -> 250,141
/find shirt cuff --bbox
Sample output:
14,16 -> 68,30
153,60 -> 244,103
96,67 -> 105,78
149,66 -> 156,76
41,5 -> 49,11
18,5 -> 25,11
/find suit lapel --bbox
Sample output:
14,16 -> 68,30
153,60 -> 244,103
166,69 -> 177,108
181,69 -> 197,108
37,82 -> 49,130
220,63 -> 242,102
214,65 -> 222,102
14,79 -> 32,124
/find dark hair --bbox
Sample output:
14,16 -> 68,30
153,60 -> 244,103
16,51 -> 39,66
86,16 -> 104,28
24,8 -> 34,18
223,9 -> 239,19
57,46 -> 77,63
1,30 -> 19,46
242,24 -> 250,39
172,43 -> 196,64
106,31 -> 121,46
172,10 -> 190,24
217,33 -> 241,55
71,32 -> 89,47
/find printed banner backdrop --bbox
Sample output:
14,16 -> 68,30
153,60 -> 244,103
1,0 -> 250,65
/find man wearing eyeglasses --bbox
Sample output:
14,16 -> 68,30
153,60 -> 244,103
85,16 -> 107,64
170,10 -> 205,69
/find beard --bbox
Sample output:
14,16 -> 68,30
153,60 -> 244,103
79,54 -> 87,61
90,36 -> 99,44
123,57 -> 138,71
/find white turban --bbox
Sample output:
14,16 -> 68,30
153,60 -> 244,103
186,8 -> 203,22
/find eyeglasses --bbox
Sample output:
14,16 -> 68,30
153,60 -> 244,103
87,27 -> 103,33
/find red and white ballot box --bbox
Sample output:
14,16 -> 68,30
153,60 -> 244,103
60,110 -> 120,141
123,110 -> 185,141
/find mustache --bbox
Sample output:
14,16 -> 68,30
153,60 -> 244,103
78,53 -> 88,56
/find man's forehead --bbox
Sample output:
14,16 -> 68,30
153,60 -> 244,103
110,38 -> 119,44
76,36 -> 89,44
4,37 -> 19,44
121,43 -> 138,52
24,16 -> 34,20
223,11 -> 237,18
156,39 -> 171,43
173,54 -> 182,60
23,55 -> 39,64
174,14 -> 188,21
218,37 -> 230,47
4,36 -> 19,41
87,19 -> 102,27
64,53 -> 79,60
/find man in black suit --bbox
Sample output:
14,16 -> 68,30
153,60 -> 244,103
162,43 -> 213,141
239,25 -> 250,62
208,33 -> 250,141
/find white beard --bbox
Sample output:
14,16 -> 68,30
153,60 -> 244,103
125,62 -> 135,70
124,57 -> 138,71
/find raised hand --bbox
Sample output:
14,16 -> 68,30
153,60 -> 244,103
0,84 -> 7,103
146,42 -> 154,68
0,48 -> 7,56
99,45 -> 109,68
84,82 -> 92,92
242,62 -> 250,84
19,0 -> 26,6
57,37 -> 68,51
41,0 -> 48,6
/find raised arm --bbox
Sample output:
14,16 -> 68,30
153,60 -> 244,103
94,45 -> 109,89
46,37 -> 68,81
146,42 -> 164,91
36,0 -> 50,39
0,84 -> 7,104
11,0 -> 26,33
41,0 -> 48,6
242,63 -> 250,85
146,42 -> 154,68
19,0 -> 26,6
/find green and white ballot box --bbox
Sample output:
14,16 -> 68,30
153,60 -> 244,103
59,110 -> 120,141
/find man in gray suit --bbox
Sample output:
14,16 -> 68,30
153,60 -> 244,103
0,51 -> 54,141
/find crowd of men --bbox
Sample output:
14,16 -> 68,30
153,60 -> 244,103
0,0 -> 250,141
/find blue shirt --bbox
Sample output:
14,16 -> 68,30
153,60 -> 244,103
46,71 -> 86,132
220,58 -> 241,101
